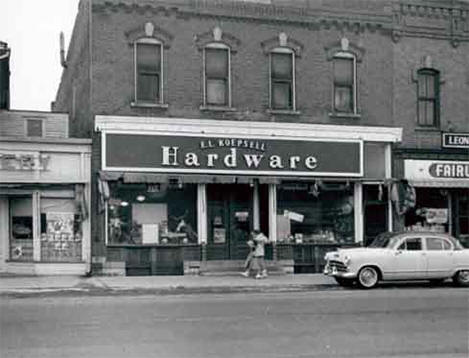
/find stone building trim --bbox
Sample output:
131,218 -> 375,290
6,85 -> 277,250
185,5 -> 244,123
125,22 -> 174,49
409,55 -> 446,85
194,26 -> 241,53
261,32 -> 304,57
324,38 -> 365,63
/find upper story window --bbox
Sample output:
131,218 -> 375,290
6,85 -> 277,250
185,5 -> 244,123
26,119 -> 43,137
270,49 -> 295,110
204,44 -> 230,107
333,52 -> 356,114
417,69 -> 439,127
134,39 -> 163,104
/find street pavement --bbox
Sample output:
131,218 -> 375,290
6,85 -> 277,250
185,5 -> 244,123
1,287 -> 468,358
0,273 -> 339,297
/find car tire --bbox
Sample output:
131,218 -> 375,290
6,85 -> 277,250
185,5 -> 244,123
453,270 -> 469,287
357,266 -> 379,289
334,277 -> 355,287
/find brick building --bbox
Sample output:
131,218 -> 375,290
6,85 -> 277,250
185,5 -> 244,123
53,0 -> 468,275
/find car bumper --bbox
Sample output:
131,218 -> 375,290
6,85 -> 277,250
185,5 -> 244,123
323,263 -> 357,279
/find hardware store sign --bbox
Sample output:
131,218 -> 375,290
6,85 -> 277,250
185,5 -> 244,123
104,133 -> 363,177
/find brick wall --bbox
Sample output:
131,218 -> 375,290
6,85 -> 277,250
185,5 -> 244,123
90,2 -> 394,126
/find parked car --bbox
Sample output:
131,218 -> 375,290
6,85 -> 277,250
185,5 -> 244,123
324,231 -> 469,289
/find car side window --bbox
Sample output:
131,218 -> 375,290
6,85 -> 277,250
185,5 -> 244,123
426,237 -> 453,251
398,238 -> 422,251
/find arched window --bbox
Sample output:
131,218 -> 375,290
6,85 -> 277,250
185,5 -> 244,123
203,43 -> 231,107
134,38 -> 163,104
417,68 -> 439,127
332,51 -> 356,114
270,48 -> 295,110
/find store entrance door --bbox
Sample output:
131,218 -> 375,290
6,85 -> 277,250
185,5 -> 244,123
207,184 -> 253,260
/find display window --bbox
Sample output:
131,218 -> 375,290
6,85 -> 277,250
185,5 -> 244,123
40,198 -> 82,262
107,182 -> 198,245
10,197 -> 34,261
405,188 -> 448,233
276,181 -> 355,244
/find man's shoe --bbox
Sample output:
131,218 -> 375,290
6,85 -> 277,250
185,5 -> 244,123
240,271 -> 249,277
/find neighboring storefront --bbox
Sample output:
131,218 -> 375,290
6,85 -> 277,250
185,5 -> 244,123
395,132 -> 469,247
95,116 -> 402,274
0,137 -> 91,275
403,157 -> 469,246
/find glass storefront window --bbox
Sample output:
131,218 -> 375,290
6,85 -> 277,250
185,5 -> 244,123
10,197 -> 34,261
107,182 -> 198,245
405,188 -> 448,233
276,181 -> 355,244
40,198 -> 82,262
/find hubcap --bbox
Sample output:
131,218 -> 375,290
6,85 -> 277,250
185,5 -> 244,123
360,268 -> 378,287
458,270 -> 469,283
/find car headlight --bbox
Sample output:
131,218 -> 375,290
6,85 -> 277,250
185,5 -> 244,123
343,255 -> 352,266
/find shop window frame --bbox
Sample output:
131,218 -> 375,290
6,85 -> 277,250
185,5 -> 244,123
8,196 -> 34,262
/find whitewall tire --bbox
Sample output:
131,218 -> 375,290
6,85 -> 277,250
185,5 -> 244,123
357,266 -> 379,289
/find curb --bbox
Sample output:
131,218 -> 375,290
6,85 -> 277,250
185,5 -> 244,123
0,283 -> 340,298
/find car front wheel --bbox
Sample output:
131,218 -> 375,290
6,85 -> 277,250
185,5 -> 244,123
453,270 -> 469,287
357,266 -> 379,289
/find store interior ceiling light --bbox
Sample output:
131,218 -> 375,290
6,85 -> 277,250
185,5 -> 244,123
136,195 -> 146,202
120,201 -> 129,207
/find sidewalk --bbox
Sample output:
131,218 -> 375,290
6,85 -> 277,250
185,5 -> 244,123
0,273 -> 338,297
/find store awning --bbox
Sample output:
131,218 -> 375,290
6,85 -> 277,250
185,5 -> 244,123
408,179 -> 469,188
98,171 -> 372,185
114,172 -> 281,184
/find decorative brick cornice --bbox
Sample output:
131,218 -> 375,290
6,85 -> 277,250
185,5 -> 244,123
391,1 -> 469,47
92,0 -> 469,46
92,0 -> 391,35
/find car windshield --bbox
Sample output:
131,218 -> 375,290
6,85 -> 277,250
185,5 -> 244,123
368,232 -> 400,248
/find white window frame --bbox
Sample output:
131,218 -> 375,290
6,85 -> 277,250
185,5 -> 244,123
269,48 -> 296,111
332,51 -> 357,115
134,38 -> 164,104
203,43 -> 231,108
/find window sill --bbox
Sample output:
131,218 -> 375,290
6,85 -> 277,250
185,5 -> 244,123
415,126 -> 440,132
328,112 -> 361,120
131,101 -> 169,109
267,109 -> 301,115
199,105 -> 237,112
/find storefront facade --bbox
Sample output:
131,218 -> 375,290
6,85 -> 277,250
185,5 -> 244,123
96,116 -> 401,275
398,133 -> 469,247
403,134 -> 469,246
0,137 -> 92,275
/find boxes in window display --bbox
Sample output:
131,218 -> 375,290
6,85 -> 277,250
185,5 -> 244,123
40,212 -> 82,261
